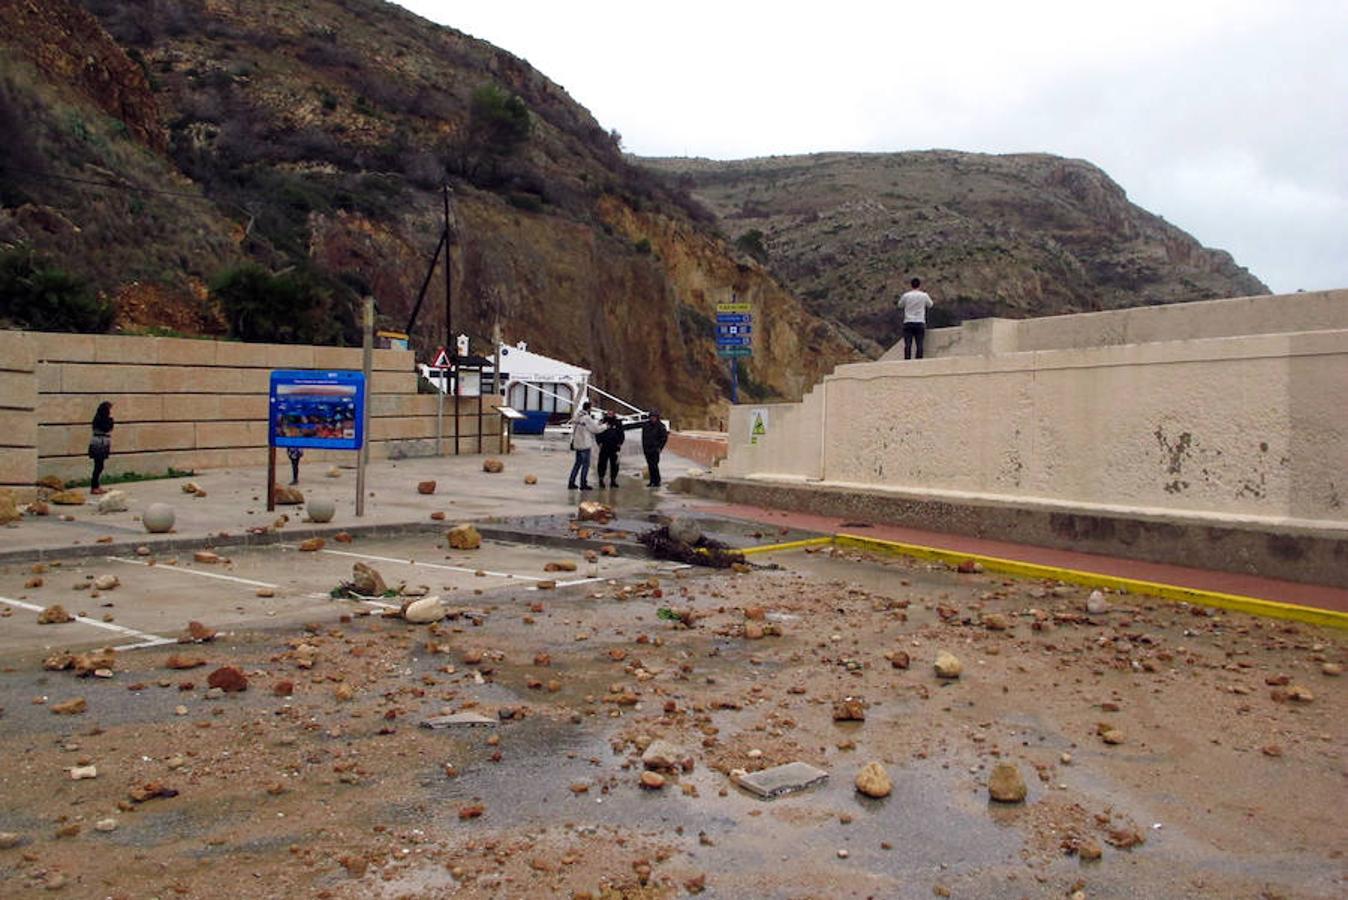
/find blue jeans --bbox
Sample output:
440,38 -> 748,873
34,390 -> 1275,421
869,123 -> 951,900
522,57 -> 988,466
568,449 -> 591,488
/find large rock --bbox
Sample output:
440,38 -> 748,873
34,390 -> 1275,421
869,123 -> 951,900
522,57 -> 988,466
96,490 -> 129,513
482,459 -> 504,473
987,763 -> 1027,803
36,475 -> 65,491
641,740 -> 690,772
350,562 -> 387,596
273,485 -> 304,505
37,604 -> 73,624
934,651 -> 963,679
49,490 -> 86,505
854,762 -> 892,798
447,524 -> 481,550
668,517 -> 704,545
0,490 -> 18,524
577,501 -> 614,523
417,480 -> 437,494
403,596 -> 446,624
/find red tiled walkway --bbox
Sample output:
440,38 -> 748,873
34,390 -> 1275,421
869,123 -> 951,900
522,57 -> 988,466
698,502 -> 1348,614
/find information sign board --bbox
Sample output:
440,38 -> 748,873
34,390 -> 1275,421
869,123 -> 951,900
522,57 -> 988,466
269,370 -> 365,450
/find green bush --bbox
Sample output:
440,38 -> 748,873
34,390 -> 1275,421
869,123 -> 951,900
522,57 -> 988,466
0,246 -> 112,332
210,262 -> 352,345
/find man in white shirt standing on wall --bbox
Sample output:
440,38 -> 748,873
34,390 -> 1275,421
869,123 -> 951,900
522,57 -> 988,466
899,277 -> 934,360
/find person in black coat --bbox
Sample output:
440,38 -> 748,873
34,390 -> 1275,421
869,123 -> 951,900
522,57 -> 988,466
88,401 -> 114,494
595,411 -> 624,488
641,410 -> 669,488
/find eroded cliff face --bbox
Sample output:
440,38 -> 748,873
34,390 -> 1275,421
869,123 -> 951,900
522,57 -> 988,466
0,0 -> 165,152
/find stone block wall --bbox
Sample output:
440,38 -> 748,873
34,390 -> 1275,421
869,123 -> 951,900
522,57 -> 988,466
0,331 -> 38,499
0,331 -> 503,483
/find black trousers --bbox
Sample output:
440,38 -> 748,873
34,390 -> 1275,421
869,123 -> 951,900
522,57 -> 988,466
90,456 -> 107,491
644,450 -> 662,486
902,322 -> 926,359
596,447 -> 620,485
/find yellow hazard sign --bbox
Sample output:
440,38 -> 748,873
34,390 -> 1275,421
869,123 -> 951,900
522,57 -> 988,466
749,407 -> 769,445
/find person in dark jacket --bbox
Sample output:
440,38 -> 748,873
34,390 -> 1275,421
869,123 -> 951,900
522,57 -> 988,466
287,447 -> 304,485
595,411 -> 625,488
88,401 -> 114,494
641,410 -> 669,488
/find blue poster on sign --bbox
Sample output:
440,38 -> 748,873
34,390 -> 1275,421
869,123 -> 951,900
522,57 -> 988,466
269,370 -> 365,450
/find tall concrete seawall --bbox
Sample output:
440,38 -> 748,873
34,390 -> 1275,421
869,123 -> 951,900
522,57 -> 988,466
0,330 -> 503,497
687,289 -> 1348,587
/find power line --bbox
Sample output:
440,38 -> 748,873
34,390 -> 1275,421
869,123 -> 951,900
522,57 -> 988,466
1,163 -> 255,235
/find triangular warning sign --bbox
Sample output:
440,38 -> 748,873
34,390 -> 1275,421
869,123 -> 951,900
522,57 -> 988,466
752,415 -> 766,435
431,347 -> 451,368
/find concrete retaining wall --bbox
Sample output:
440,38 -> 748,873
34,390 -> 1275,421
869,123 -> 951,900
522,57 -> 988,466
716,291 -> 1348,583
910,288 -> 1348,359
1,330 -> 503,484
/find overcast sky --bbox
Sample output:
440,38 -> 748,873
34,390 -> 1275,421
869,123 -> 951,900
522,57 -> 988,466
395,0 -> 1347,293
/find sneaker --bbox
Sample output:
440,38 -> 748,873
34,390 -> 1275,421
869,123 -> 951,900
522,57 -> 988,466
567,484 -> 577,490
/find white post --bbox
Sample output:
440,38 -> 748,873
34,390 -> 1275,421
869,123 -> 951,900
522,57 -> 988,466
355,296 -> 374,517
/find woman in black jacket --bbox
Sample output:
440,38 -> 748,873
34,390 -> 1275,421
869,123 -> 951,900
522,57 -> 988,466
88,401 -> 114,494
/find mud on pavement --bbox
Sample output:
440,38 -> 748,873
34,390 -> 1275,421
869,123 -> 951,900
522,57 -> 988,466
0,527 -> 1344,899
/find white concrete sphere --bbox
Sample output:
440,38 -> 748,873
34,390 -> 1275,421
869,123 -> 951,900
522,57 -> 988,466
307,497 -> 336,523
143,503 -> 176,533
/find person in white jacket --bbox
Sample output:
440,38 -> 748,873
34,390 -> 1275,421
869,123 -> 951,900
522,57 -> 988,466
567,402 -> 607,491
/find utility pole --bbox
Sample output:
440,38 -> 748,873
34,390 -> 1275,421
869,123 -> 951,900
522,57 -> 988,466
355,296 -> 374,516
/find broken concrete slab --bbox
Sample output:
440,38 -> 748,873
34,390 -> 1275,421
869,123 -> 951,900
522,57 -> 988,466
733,761 -> 828,799
420,712 -> 497,729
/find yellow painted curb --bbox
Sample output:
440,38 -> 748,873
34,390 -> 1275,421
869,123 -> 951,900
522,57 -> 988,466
740,536 -> 834,556
831,533 -> 1348,630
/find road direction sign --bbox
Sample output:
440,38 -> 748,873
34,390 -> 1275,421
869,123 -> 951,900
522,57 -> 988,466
717,325 -> 751,337
716,336 -> 751,347
717,346 -> 752,357
715,313 -> 752,324
716,302 -> 752,314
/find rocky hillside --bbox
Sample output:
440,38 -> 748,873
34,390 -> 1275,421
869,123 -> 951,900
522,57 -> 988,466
0,0 -> 857,424
644,152 -> 1268,354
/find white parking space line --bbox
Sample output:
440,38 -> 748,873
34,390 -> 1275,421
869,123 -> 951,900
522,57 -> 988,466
0,594 -> 174,651
313,547 -> 546,581
106,556 -> 278,589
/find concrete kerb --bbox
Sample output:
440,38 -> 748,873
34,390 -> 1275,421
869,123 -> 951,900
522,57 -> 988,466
739,532 -> 1348,630
0,520 -> 650,568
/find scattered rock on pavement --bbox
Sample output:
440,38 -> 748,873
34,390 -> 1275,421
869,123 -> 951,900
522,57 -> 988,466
51,698 -> 87,715
96,490 -> 129,513
934,651 -> 963,679
642,740 -> 691,772
1087,590 -> 1110,615
639,771 -> 666,790
69,765 -> 97,780
298,537 -> 325,552
402,596 -> 446,624
987,762 -> 1027,802
37,604 -> 73,625
855,762 -> 892,798
447,524 -> 482,550
482,458 -> 504,473
49,490 -> 86,505
544,560 -> 577,572
524,474 -> 538,485
1323,663 -> 1343,676
179,621 -> 217,643
273,485 -> 304,505
577,501 -> 614,523
193,551 -> 222,564
832,698 -> 867,721
417,480 -> 437,494
93,574 -> 119,591
207,666 -> 248,692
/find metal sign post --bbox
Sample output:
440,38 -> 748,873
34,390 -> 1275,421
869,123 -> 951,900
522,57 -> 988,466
356,297 -> 374,516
